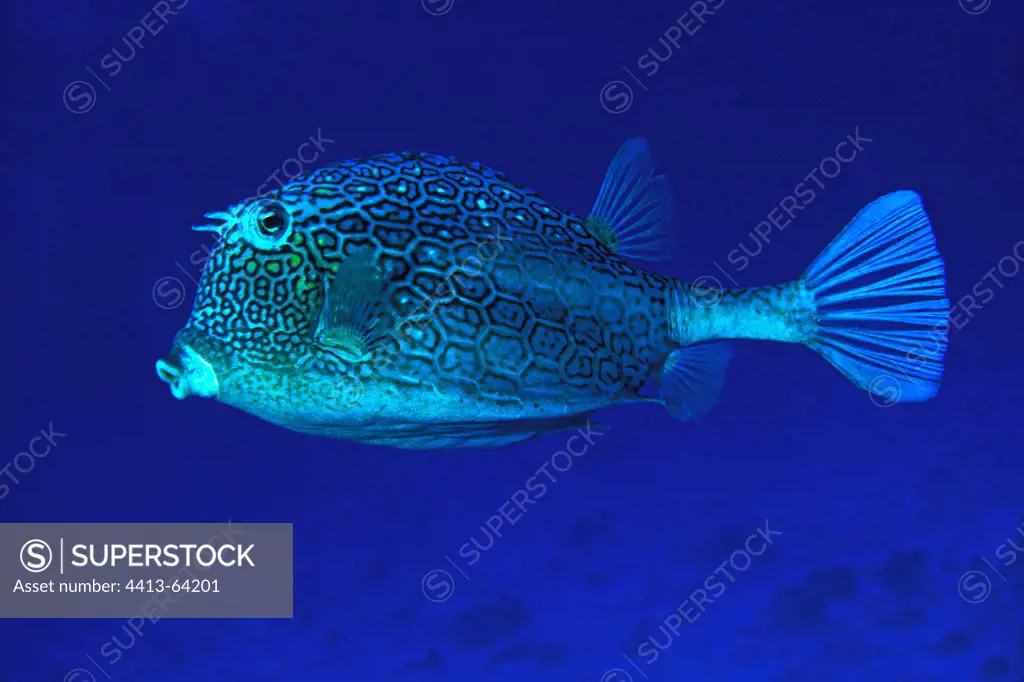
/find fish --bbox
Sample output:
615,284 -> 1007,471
155,139 -> 949,449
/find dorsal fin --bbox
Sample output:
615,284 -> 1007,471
586,138 -> 679,262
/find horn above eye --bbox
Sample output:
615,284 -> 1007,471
192,211 -> 235,234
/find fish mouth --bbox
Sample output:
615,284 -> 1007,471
155,343 -> 220,400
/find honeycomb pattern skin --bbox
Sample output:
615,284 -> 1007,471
177,152 -> 679,446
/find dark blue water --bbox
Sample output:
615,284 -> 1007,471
4,0 -> 1023,680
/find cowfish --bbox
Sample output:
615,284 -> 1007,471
156,139 -> 949,449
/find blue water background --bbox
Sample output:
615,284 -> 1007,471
3,0 -> 1023,680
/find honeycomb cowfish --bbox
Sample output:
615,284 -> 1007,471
156,139 -> 949,449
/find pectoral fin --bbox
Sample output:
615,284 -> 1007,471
316,250 -> 388,362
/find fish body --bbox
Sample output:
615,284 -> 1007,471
157,140 -> 950,449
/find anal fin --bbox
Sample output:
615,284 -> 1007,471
659,342 -> 732,421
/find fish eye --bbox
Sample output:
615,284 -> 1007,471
241,199 -> 292,248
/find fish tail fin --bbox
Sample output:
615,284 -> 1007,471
802,191 -> 950,402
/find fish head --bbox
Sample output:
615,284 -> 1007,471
156,189 -> 329,404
